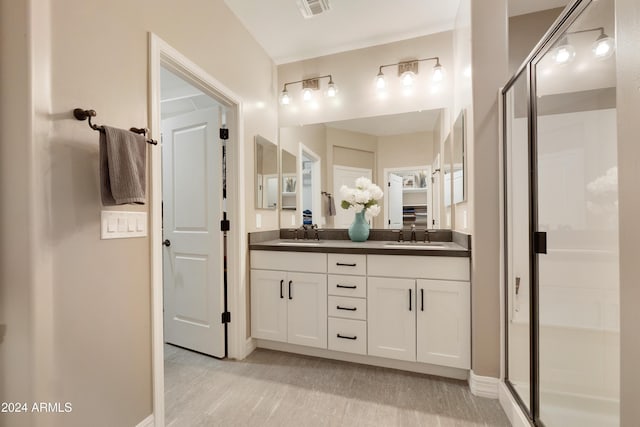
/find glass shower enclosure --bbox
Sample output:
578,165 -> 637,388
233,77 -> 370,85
502,0 -> 619,426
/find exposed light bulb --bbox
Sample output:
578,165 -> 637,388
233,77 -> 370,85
376,72 -> 386,90
592,34 -> 615,59
280,89 -> 290,105
432,63 -> 444,82
401,71 -> 415,88
326,80 -> 338,98
552,38 -> 575,64
302,88 -> 313,102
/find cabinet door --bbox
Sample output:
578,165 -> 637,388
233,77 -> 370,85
251,270 -> 287,342
287,272 -> 327,349
367,277 -> 416,361
416,279 -> 470,369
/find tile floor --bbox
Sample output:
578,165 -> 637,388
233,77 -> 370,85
164,344 -> 510,426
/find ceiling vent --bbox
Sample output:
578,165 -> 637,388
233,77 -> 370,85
296,0 -> 331,19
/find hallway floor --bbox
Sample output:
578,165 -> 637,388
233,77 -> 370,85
164,344 -> 510,426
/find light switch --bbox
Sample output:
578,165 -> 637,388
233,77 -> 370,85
101,211 -> 148,240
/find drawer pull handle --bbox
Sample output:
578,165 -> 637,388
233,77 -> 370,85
280,280 -> 284,299
288,280 -> 293,300
337,334 -> 357,340
336,284 -> 357,289
421,288 -> 424,311
336,305 -> 357,311
409,288 -> 412,311
336,262 -> 357,267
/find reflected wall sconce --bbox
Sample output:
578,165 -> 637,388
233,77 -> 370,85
375,57 -> 444,92
552,27 -> 615,64
279,74 -> 338,105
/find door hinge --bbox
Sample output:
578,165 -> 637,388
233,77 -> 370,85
534,231 -> 547,254
220,128 -> 229,140
431,177 -> 435,184
221,311 -> 231,324
220,219 -> 230,231
388,182 -> 391,187
388,220 -> 391,225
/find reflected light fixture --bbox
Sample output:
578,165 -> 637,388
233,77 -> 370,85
375,56 -> 444,93
279,74 -> 337,106
552,36 -> 576,64
592,32 -> 615,59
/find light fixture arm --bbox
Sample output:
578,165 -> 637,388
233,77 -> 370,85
377,56 -> 441,74
566,26 -> 606,37
282,74 -> 334,91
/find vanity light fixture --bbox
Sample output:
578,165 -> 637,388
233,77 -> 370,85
279,74 -> 338,105
552,36 -> 576,64
375,57 -> 444,92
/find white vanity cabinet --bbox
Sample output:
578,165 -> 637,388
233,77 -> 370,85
367,255 -> 471,369
250,251 -> 327,349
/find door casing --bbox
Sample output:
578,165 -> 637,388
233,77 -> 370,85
149,33 -> 246,427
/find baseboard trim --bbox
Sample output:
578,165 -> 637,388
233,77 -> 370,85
255,339 -> 468,380
498,381 -> 532,427
244,337 -> 256,358
468,370 -> 500,399
134,414 -> 154,427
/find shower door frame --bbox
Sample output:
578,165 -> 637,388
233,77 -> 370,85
500,0 -> 595,425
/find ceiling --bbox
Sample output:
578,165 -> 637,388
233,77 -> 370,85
160,67 -> 218,120
325,109 -> 441,137
225,0 -> 570,65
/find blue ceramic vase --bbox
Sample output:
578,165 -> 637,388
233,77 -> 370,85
348,210 -> 370,242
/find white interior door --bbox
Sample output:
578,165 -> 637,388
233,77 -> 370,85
387,173 -> 403,229
333,166 -> 372,228
162,107 -> 225,358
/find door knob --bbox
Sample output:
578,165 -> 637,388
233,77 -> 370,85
163,239 -> 171,247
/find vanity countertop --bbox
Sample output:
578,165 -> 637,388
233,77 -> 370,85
249,239 -> 470,257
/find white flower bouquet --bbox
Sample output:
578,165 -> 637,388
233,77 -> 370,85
339,177 -> 383,221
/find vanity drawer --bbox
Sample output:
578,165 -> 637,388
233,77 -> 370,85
328,318 -> 367,355
328,275 -> 366,298
328,254 -> 366,276
250,251 -> 327,273
367,255 -> 470,281
328,296 -> 367,320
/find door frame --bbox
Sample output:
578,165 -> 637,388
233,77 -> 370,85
148,33 -> 246,427
333,165 -> 373,228
382,165 -> 432,229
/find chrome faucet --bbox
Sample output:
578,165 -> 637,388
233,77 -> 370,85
424,229 -> 432,243
410,224 -> 417,243
394,228 -> 404,242
300,224 -> 309,240
311,224 -> 322,241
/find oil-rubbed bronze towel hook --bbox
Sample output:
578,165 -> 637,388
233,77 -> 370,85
73,108 -> 158,145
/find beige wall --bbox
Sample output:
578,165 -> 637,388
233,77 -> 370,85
615,0 -> 640,423
0,1 -> 36,426
508,8 -> 564,74
470,0 -> 509,378
2,1 -> 278,426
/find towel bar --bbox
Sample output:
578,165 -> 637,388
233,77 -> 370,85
73,108 -> 158,145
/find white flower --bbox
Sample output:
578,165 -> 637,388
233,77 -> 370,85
353,203 -> 364,213
365,204 -> 381,220
355,176 -> 372,189
369,185 -> 384,200
354,189 -> 371,204
339,185 -> 356,203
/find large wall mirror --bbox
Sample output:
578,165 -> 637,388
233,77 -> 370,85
279,109 -> 446,229
254,135 -> 278,210
452,110 -> 466,204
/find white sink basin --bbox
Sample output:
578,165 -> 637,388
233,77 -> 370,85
383,242 -> 445,249
276,241 -> 324,246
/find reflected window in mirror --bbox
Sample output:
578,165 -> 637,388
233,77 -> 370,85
255,135 -> 278,210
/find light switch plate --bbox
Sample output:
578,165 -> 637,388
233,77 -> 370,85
101,211 -> 147,240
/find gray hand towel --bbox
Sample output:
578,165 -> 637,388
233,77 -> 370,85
100,126 -> 146,205
325,193 -> 336,216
